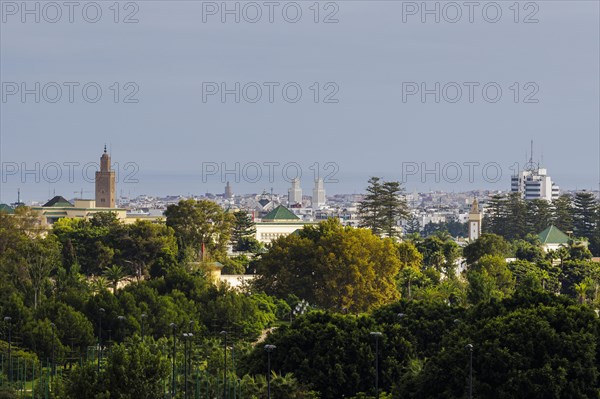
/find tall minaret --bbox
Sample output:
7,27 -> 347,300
312,178 -> 326,209
288,178 -> 302,205
95,145 -> 116,208
468,198 -> 482,241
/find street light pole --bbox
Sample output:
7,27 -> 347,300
50,322 -> 56,379
466,344 -> 474,399
117,315 -> 126,342
264,344 -> 276,399
182,333 -> 189,399
170,323 -> 177,399
141,313 -> 147,340
98,308 -> 104,374
4,317 -> 12,384
370,332 -> 383,399
221,331 -> 228,399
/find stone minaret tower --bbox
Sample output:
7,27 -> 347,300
468,198 -> 482,241
95,145 -> 116,208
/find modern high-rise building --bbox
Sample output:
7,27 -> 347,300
312,178 -> 326,209
95,146 -> 116,208
511,168 -> 560,201
288,178 -> 302,205
511,142 -> 559,201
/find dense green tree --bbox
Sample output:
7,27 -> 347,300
513,237 -> 544,263
397,242 -> 422,299
463,234 -> 511,265
573,191 -> 598,247
504,193 -> 528,240
165,199 -> 234,261
467,255 -> 515,304
482,194 -> 507,236
525,198 -> 554,234
254,219 -> 402,313
19,235 -> 61,309
552,194 -> 574,233
64,338 -> 170,399
240,311 -> 411,399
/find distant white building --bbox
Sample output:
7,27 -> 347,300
511,142 -> 559,201
511,168 -> 559,201
312,178 -> 326,209
288,178 -> 302,205
254,205 -> 316,244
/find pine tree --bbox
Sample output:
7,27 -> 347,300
231,211 -> 257,251
526,199 -> 553,234
404,214 -> 421,235
380,181 -> 409,238
504,193 -> 528,240
358,177 -> 384,236
358,177 -> 408,238
483,194 -> 507,236
573,191 -> 598,241
552,194 -> 574,233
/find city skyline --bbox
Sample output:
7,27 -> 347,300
2,2 -> 599,203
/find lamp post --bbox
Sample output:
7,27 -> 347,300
170,323 -> 177,398
97,308 -> 104,374
4,317 -> 12,384
182,333 -> 189,399
50,322 -> 56,379
370,332 -> 383,399
141,313 -> 147,340
220,331 -> 228,399
117,315 -> 126,342
466,344 -> 473,399
264,344 -> 276,399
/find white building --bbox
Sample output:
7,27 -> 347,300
511,168 -> 560,201
255,205 -> 316,244
288,178 -> 302,205
312,178 -> 326,209
511,143 -> 559,201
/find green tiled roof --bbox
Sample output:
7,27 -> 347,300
0,204 -> 14,214
43,196 -> 73,208
538,225 -> 570,244
262,205 -> 300,221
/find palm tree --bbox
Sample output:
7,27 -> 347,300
103,265 -> 126,294
575,280 -> 589,304
90,276 -> 109,295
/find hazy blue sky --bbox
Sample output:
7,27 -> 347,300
1,1 -> 598,203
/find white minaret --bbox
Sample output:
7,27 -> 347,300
312,178 -> 326,209
288,178 -> 302,205
468,198 -> 482,241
